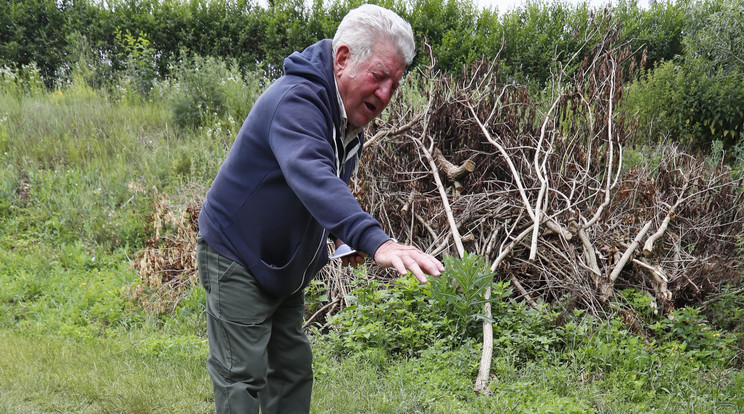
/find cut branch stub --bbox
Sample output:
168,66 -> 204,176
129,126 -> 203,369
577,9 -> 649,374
433,148 -> 476,195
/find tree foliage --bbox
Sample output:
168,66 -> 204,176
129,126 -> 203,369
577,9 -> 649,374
2,0 -> 743,170
624,0 -> 744,151
0,0 -> 704,85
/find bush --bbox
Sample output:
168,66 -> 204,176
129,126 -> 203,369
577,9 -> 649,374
623,0 -> 744,153
624,58 -> 744,151
704,284 -> 744,365
165,54 -> 265,130
327,274 -> 443,356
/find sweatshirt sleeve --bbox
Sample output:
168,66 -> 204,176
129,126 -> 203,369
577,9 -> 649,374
267,83 -> 391,256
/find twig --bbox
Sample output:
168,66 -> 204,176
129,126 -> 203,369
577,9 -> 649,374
302,298 -> 341,329
582,57 -> 622,230
510,272 -> 539,309
490,225 -> 534,273
530,94 -> 562,260
632,258 -> 672,304
364,112 -> 425,150
400,190 -> 416,216
643,177 -> 689,256
603,220 -> 654,299
577,226 -> 601,287
468,103 -> 536,222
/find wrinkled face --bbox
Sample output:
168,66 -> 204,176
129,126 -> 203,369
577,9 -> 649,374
334,42 -> 406,128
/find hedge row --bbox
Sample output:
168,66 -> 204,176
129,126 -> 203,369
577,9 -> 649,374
0,0 -> 688,85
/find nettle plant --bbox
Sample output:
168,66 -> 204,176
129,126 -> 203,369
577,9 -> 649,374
429,253 -> 495,337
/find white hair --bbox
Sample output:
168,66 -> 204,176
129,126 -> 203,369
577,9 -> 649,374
332,4 -> 416,68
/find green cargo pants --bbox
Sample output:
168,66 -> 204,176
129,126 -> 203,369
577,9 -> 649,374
196,235 -> 313,414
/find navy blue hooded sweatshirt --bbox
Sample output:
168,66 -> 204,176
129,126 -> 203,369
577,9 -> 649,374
198,39 -> 392,297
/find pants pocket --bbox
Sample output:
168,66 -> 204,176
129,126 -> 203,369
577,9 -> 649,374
216,260 -> 276,324
196,235 -> 211,293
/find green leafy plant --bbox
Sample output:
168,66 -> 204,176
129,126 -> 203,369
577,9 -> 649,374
165,54 -> 264,131
429,252 -> 493,336
327,274 -> 442,357
623,0 -> 744,153
168,55 -> 228,129
115,29 -> 159,99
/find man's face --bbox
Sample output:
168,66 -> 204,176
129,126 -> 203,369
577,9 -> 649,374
334,42 -> 406,128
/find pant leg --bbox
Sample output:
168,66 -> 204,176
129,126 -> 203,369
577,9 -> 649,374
260,289 -> 314,414
197,236 -> 281,414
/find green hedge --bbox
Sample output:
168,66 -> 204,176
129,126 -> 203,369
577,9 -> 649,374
0,0 -> 691,86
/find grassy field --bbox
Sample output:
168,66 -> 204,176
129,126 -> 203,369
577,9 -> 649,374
1,68 -> 743,413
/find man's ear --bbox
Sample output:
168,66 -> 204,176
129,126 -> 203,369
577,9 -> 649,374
334,45 -> 351,75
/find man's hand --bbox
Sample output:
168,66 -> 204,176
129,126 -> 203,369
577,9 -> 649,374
373,240 -> 444,283
334,239 -> 367,268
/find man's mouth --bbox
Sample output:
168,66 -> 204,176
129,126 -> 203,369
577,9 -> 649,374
364,102 -> 377,113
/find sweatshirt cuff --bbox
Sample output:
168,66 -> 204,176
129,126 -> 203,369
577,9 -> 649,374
358,228 -> 393,257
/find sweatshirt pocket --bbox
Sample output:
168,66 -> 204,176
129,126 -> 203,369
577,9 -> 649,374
247,221 -> 329,297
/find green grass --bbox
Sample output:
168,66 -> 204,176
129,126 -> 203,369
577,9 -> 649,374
0,330 -> 213,413
0,65 -> 742,413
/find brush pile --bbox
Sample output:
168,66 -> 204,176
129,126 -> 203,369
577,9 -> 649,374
341,34 -> 744,315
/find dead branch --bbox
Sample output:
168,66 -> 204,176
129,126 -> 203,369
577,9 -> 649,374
633,258 -> 672,308
411,131 -> 465,258
434,148 -> 475,196
530,94 -> 562,261
400,189 -> 416,216
603,220 -> 654,300
303,298 -> 341,329
643,176 -> 690,257
474,285 -> 493,395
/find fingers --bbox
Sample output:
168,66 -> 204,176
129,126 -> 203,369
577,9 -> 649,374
341,252 -> 367,268
374,241 -> 444,284
351,254 -> 365,267
419,254 -> 444,276
390,255 -> 408,277
404,259 -> 428,284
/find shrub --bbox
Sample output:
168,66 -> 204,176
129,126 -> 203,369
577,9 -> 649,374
623,0 -> 744,153
703,284 -> 744,366
114,29 -> 159,100
168,55 -> 228,129
614,289 -> 738,367
165,54 -> 265,130
650,306 -> 737,367
624,58 -> 744,152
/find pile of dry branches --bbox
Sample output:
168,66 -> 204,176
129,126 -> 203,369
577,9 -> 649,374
334,34 -> 744,317
127,188 -> 200,313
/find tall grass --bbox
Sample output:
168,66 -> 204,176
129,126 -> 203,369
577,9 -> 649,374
0,60 -> 250,412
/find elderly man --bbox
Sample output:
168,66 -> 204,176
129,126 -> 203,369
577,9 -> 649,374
196,4 -> 443,413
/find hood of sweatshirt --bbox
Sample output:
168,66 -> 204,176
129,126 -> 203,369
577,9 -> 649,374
284,39 -> 339,118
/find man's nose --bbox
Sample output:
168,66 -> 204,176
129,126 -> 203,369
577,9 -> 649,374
376,80 -> 394,103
